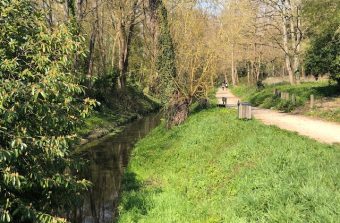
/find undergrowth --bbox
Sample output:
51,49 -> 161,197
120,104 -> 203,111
232,81 -> 339,113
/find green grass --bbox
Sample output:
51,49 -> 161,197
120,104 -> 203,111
307,108 -> 340,123
232,81 -> 339,113
117,108 -> 340,223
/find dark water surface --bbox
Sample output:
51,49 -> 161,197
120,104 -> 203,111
73,114 -> 161,223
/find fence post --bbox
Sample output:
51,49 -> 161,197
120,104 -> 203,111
310,94 -> 315,109
291,94 -> 296,104
281,92 -> 285,100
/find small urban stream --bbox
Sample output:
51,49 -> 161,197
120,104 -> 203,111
73,113 -> 161,223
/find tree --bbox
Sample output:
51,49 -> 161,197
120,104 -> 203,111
166,5 -> 218,126
110,0 -> 141,89
303,0 -> 340,86
0,1 -> 96,222
304,27 -> 340,85
255,0 -> 303,84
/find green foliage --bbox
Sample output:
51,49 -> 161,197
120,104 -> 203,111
304,26 -> 340,85
156,2 -> 177,103
117,108 -> 340,222
303,0 -> 340,86
67,0 -> 76,17
88,69 -> 119,103
0,0 -> 96,222
302,0 -> 340,36
307,108 -> 340,123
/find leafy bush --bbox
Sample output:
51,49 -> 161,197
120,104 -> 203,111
276,99 -> 300,112
0,1 -> 96,222
305,26 -> 340,86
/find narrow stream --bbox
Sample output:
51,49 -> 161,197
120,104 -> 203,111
73,113 -> 161,223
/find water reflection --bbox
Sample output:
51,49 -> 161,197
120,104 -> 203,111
74,114 -> 161,223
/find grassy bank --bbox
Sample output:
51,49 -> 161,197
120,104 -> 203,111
117,108 -> 340,222
232,81 -> 340,122
78,86 -> 160,143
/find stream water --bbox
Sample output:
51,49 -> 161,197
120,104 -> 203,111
73,114 -> 161,223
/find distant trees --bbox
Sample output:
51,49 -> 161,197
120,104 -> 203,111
217,0 -> 339,87
248,0 -> 303,85
218,0 -> 283,85
0,1 -> 96,222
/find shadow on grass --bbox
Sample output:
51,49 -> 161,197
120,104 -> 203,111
311,84 -> 340,97
117,171 -> 163,222
119,172 -> 148,214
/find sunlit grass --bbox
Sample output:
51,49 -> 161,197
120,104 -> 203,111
117,108 -> 340,222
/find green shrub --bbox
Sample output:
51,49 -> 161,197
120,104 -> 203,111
0,1 -> 96,222
277,99 -> 297,112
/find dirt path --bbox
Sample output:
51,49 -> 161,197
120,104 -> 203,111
216,88 -> 340,145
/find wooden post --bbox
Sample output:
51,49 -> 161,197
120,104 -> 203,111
286,92 -> 290,100
280,92 -> 290,100
310,94 -> 314,109
238,103 -> 252,119
291,94 -> 296,104
222,97 -> 227,106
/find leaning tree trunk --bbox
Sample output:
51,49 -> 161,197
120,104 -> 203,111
166,94 -> 190,128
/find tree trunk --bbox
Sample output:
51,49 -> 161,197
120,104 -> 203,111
289,0 -> 300,81
256,53 -> 261,81
294,4 -> 302,81
42,0 -> 53,27
117,20 -> 135,89
231,44 -> 236,85
251,42 -> 257,83
114,0 -> 138,89
148,0 -> 160,67
87,22 -> 97,77
247,62 -> 250,85
235,65 -> 239,84
282,1 -> 295,84
166,96 -> 190,128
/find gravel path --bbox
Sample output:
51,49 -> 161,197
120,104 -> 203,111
216,88 -> 340,145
